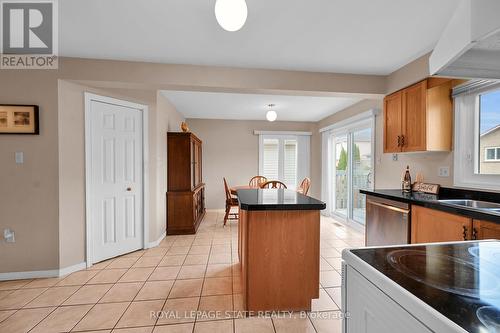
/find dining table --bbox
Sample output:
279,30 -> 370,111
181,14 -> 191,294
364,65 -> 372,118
230,185 -> 258,195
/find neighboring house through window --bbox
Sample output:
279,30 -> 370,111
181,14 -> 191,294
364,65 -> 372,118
479,90 -> 500,174
484,145 -> 500,161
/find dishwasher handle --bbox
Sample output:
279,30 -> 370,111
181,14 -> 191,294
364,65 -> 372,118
367,200 -> 410,214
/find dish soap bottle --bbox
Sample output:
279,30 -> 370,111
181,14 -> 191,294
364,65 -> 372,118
402,166 -> 412,193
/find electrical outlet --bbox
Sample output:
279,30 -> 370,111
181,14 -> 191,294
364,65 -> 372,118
439,166 -> 450,177
392,154 -> 398,161
4,229 -> 15,243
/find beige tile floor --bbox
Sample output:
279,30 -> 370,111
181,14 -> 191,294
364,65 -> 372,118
0,211 -> 364,333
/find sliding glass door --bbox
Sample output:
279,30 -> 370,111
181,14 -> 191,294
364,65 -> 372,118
330,121 -> 373,227
333,134 -> 348,218
352,128 -> 372,224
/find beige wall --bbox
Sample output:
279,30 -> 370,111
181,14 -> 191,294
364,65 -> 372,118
154,93 -> 185,240
59,58 -> 386,98
0,54 -> 442,275
0,57 -> 385,275
0,71 -> 59,273
187,119 -> 317,209
386,53 -> 431,95
316,99 -> 454,190
58,81 -> 164,268
57,83 -> 186,268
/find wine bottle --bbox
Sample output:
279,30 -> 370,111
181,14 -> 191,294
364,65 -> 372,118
403,166 -> 412,193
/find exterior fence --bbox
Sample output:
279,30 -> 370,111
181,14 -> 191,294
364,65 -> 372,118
335,170 -> 371,210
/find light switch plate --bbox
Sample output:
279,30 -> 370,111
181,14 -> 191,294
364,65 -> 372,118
4,229 -> 15,243
15,152 -> 24,164
439,166 -> 450,177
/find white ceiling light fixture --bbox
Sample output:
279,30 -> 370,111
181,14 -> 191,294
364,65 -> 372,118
266,104 -> 277,122
214,0 -> 248,32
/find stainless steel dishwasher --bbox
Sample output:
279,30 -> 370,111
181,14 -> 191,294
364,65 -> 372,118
366,195 -> 410,246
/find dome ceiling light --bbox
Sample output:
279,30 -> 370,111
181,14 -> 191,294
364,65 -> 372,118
215,0 -> 248,32
266,104 -> 277,122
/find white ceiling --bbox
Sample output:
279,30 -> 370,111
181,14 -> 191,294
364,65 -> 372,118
60,0 -> 459,75
161,91 -> 362,122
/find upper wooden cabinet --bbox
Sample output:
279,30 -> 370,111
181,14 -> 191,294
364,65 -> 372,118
383,92 -> 403,153
383,78 -> 453,153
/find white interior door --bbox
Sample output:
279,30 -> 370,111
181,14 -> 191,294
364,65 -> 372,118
87,97 -> 144,263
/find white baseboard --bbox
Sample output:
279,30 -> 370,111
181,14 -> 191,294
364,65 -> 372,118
0,269 -> 58,281
0,262 -> 87,281
147,230 -> 166,248
58,262 -> 87,277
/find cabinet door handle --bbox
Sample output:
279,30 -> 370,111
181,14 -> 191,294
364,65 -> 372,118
472,228 -> 478,240
463,225 -> 468,241
401,135 -> 405,147
397,135 -> 401,147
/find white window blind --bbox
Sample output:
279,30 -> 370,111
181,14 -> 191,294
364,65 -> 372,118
258,133 -> 310,190
263,139 -> 279,180
283,140 -> 298,188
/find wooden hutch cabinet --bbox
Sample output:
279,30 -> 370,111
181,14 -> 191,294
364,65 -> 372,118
167,132 -> 205,235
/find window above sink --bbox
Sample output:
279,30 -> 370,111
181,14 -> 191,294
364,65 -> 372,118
454,81 -> 500,191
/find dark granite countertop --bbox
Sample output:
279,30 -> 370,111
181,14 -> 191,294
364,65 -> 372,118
236,189 -> 326,211
349,241 -> 500,333
360,188 -> 500,223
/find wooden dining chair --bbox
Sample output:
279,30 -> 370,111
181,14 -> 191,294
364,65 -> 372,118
260,180 -> 287,189
223,178 -> 239,226
249,176 -> 267,187
297,177 -> 311,195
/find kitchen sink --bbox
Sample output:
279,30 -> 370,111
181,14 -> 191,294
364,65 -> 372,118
438,199 -> 500,212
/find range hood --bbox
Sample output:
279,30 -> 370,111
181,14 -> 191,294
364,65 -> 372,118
429,0 -> 500,79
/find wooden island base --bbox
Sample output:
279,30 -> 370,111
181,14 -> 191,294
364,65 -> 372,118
238,208 -> 321,312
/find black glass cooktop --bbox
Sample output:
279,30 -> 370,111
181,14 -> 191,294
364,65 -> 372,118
351,241 -> 500,333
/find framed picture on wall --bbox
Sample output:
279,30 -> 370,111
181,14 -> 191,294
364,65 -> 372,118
0,105 -> 39,135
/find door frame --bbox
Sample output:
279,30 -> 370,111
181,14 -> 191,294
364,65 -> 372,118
84,92 -> 149,268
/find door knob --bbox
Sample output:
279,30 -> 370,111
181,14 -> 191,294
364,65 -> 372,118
126,187 -> 132,191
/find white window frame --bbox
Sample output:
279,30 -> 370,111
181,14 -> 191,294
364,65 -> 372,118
256,131 -> 311,189
454,82 -> 500,190
484,147 -> 500,162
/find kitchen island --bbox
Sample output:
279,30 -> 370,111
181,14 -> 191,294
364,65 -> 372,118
236,188 -> 326,312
